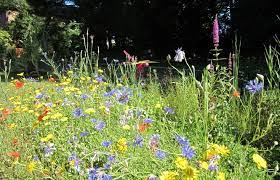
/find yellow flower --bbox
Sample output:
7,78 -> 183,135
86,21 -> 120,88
217,172 -> 226,180
159,171 -> 179,180
117,138 -> 127,153
85,108 -> 95,115
27,161 -> 36,173
155,103 -> 162,109
252,154 -> 267,169
122,124 -> 131,130
17,72 -> 24,76
198,161 -> 208,170
175,157 -> 188,170
212,144 -> 230,156
41,134 -> 54,142
98,69 -> 103,73
67,71 -> 73,75
117,83 -> 123,87
51,112 -> 63,119
182,166 -> 199,180
8,123 -> 17,129
61,117 -> 68,121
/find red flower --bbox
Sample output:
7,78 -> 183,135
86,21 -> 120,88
8,151 -> 20,158
15,81 -> 24,89
233,90 -> 240,98
38,108 -> 50,121
12,138 -> 18,145
0,108 -> 12,121
138,123 -> 149,133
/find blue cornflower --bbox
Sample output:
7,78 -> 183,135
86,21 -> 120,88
116,87 -> 133,104
175,135 -> 190,146
107,155 -> 116,163
88,168 -> 97,180
91,118 -> 97,123
164,106 -> 175,114
182,145 -> 195,159
208,163 -> 218,171
245,79 -> 263,94
95,121 -> 106,131
95,76 -> 104,83
102,141 -> 112,147
45,102 -> 53,107
43,143 -> 56,157
148,175 -> 159,180
104,89 -> 116,97
73,108 -> 83,118
134,135 -> 144,147
81,94 -> 89,100
98,173 -> 113,180
144,118 -> 153,124
80,131 -> 89,137
103,162 -> 111,169
155,150 -> 166,160
35,93 -> 44,99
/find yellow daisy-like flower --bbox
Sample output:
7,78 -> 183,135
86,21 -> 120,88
252,153 -> 267,169
212,144 -> 230,156
41,134 -> 54,142
217,172 -> 226,180
155,103 -> 162,109
198,161 -> 208,170
117,138 -> 128,153
122,124 -> 131,130
159,171 -> 179,180
175,157 -> 188,170
27,161 -> 36,173
8,123 -> 17,129
182,166 -> 199,180
84,108 -> 95,115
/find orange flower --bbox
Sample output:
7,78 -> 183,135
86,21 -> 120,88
138,123 -> 149,133
232,90 -> 240,98
0,108 -> 12,121
48,77 -> 56,82
15,81 -> 24,89
8,151 -> 20,158
12,138 -> 18,145
2,108 -> 12,116
38,108 -> 50,121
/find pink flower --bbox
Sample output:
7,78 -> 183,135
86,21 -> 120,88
213,14 -> 219,48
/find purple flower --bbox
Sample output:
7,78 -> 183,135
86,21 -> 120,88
155,150 -> 166,160
81,94 -> 89,100
115,87 -> 132,104
164,107 -> 174,114
73,108 -> 83,118
148,175 -> 159,180
80,131 -> 89,137
88,168 -> 97,180
102,141 -> 112,147
245,79 -> 263,94
149,134 -> 160,149
134,135 -> 144,147
144,118 -> 153,124
98,173 -> 113,180
68,153 -> 81,172
213,14 -> 219,48
96,76 -> 104,83
91,118 -> 97,123
175,135 -> 190,146
103,162 -> 111,169
107,155 -> 116,162
95,121 -> 106,131
43,143 -> 56,157
35,93 -> 44,99
182,145 -> 195,159
104,89 -> 116,97
208,163 -> 218,171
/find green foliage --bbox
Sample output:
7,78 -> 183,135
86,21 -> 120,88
0,0 -> 30,11
0,30 -> 12,56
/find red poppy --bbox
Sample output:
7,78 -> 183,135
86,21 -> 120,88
8,151 -> 20,158
38,108 -> 50,122
15,81 -> 24,89
2,108 -> 12,116
138,123 -> 149,133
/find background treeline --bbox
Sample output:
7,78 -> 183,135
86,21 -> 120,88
0,0 -> 279,72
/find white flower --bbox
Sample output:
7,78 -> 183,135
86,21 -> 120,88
174,48 -> 185,62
